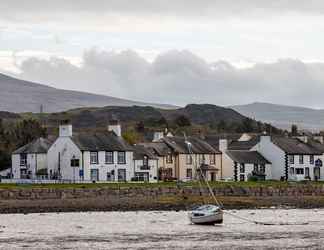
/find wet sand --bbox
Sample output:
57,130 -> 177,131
0,209 -> 323,249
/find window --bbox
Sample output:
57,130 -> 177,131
260,164 -> 266,174
90,169 -> 99,181
210,154 -> 216,165
186,168 -> 193,179
186,154 -> 192,165
305,167 -> 310,177
134,172 -> 149,182
117,151 -> 126,164
198,155 -> 205,164
299,155 -> 304,164
240,163 -> 245,173
143,155 -> 148,166
105,151 -> 114,164
289,167 -> 295,175
240,174 -> 245,181
310,155 -> 314,165
289,155 -> 294,164
295,168 -> 304,175
70,159 -> 80,167
20,154 -> 27,166
166,153 -> 173,164
90,152 -> 98,164
253,164 -> 258,172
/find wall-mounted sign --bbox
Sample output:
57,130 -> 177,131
315,159 -> 323,167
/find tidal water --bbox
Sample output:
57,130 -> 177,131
0,209 -> 323,249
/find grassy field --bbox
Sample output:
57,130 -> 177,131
0,180 -> 321,189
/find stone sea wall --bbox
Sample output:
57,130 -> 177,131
0,184 -> 324,213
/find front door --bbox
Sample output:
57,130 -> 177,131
210,172 -> 215,181
90,169 -> 99,181
118,169 -> 126,182
314,167 -> 321,181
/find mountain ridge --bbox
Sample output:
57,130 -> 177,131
0,73 -> 177,113
231,102 -> 324,131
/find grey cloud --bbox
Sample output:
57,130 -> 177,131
16,49 -> 324,108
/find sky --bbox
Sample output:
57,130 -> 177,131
1,0 -> 324,108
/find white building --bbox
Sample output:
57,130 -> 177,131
252,135 -> 323,181
226,150 -> 272,181
11,138 -> 52,179
47,121 -> 134,182
133,145 -> 158,182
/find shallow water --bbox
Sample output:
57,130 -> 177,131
0,209 -> 323,249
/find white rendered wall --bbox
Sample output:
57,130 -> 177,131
251,136 -> 286,180
133,159 -> 158,182
47,137 -> 82,181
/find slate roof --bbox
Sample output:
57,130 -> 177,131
203,134 -> 242,150
228,137 -> 260,150
162,136 -> 221,154
133,145 -> 158,160
13,138 -> 52,154
71,131 -> 133,151
272,137 -> 322,155
140,142 -> 172,156
204,134 -> 260,151
306,139 -> 324,154
226,150 -> 271,164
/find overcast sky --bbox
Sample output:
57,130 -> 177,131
1,1 -> 324,108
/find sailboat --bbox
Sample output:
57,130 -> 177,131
184,137 -> 223,225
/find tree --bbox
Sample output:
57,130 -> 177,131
241,118 -> 254,132
291,124 -> 298,136
217,120 -> 227,132
136,121 -> 145,133
174,115 -> 191,127
122,129 -> 140,145
10,119 -> 47,148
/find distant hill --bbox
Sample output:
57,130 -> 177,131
231,102 -> 324,131
16,104 -> 280,140
37,104 -> 247,130
0,73 -> 177,113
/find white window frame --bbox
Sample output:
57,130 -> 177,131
90,152 -> 98,164
105,151 -> 114,164
117,151 -> 126,164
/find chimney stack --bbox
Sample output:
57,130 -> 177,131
59,120 -> 73,137
219,139 -> 228,152
108,119 -> 121,137
153,131 -> 164,142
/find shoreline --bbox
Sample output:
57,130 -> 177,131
0,195 -> 324,214
1,182 -> 324,214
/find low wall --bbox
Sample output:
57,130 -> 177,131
0,184 -> 324,213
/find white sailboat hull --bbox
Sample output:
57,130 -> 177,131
189,205 -> 223,225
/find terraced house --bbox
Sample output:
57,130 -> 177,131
142,134 -> 222,181
47,120 -> 134,182
252,135 -> 324,181
12,138 -> 52,179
